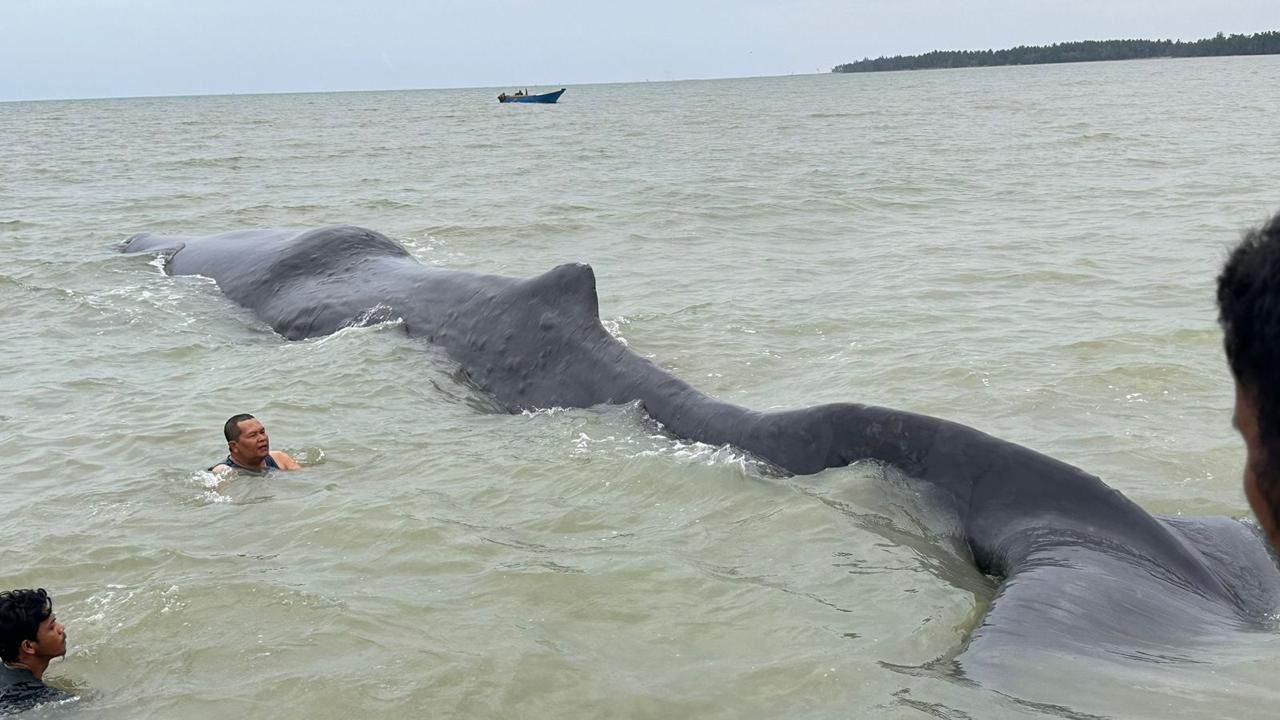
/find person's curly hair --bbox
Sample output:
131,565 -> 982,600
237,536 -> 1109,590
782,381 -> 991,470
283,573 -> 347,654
0,588 -> 52,662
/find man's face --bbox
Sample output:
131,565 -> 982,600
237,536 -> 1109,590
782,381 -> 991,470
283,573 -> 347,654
229,418 -> 270,462
27,608 -> 66,660
1234,382 -> 1280,549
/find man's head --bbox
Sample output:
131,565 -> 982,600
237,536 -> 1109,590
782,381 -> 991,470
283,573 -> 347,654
0,589 -> 66,666
224,413 -> 270,464
1218,211 -> 1280,549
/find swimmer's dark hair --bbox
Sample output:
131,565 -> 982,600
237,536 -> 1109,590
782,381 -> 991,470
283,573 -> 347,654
1218,211 -> 1280,522
0,589 -> 52,663
224,413 -> 257,443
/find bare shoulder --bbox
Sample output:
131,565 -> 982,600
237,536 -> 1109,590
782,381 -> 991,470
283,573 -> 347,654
271,450 -> 302,470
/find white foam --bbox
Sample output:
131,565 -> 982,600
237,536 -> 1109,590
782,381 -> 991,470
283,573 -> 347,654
602,316 -> 631,345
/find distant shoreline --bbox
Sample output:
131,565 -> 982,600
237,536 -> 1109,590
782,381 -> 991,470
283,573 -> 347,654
833,30 -> 1280,73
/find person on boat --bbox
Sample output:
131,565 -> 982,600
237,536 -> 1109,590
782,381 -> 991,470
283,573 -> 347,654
0,588 -> 71,714
1219,210 -> 1280,552
209,413 -> 301,473
515,89 -> 525,97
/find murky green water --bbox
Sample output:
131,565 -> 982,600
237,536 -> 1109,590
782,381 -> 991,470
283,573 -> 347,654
3,56 -> 1280,718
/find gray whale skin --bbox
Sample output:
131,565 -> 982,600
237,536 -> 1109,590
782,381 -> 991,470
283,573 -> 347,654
122,225 -> 1280,684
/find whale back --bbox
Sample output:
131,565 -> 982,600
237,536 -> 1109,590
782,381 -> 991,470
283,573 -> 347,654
404,260 -> 637,411
139,226 -> 410,305
122,226 -> 646,410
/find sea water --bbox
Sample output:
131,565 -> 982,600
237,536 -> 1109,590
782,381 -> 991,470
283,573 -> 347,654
3,56 -> 1280,718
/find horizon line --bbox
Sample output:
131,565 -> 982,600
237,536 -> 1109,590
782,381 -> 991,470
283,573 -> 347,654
0,70 -> 829,105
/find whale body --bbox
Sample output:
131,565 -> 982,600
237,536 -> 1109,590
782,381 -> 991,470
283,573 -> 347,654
122,225 -> 1280,684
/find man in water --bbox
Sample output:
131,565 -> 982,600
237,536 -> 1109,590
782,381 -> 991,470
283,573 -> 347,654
1219,211 -> 1280,552
0,588 -> 71,713
210,413 -> 301,473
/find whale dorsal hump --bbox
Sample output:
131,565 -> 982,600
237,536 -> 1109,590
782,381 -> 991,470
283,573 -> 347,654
519,262 -> 601,322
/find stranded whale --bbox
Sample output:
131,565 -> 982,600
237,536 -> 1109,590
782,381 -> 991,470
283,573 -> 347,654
121,224 -> 1280,681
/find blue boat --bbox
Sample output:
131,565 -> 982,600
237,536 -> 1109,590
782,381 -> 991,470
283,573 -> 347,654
498,88 -> 565,104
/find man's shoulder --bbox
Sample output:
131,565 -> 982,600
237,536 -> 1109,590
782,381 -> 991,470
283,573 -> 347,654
0,663 -> 36,689
0,683 -> 73,713
0,665 -> 71,712
269,450 -> 301,470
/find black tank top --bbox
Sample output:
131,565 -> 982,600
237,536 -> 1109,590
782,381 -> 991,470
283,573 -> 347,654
211,454 -> 281,472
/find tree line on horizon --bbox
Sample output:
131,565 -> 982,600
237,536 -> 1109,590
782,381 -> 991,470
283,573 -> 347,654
832,30 -> 1280,73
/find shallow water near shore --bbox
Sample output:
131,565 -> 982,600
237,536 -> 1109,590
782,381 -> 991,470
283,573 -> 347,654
4,56 -> 1280,718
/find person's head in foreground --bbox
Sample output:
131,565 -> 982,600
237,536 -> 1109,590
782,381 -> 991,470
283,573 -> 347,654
1219,211 -> 1280,551
0,588 -> 66,679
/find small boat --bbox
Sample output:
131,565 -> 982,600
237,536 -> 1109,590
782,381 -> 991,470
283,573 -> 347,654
498,88 -> 565,104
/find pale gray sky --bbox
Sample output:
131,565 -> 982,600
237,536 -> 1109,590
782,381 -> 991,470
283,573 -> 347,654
2,0 -> 1277,101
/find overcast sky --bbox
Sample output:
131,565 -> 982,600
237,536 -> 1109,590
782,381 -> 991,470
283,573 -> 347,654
2,0 -> 1277,101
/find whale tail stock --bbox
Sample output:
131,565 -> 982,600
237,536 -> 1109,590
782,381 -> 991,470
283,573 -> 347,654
737,403 -> 1239,591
